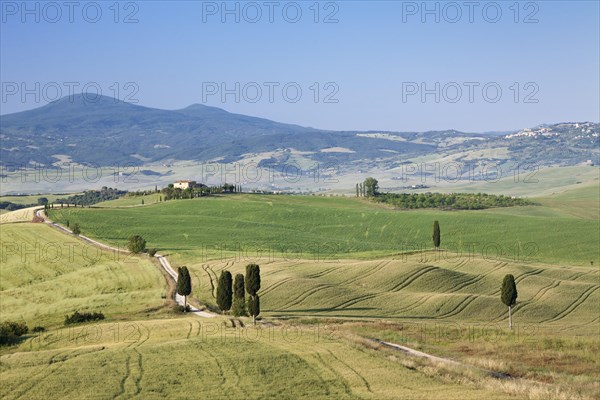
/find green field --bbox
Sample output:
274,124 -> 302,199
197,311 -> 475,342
49,191 -> 599,265
0,224 -> 165,327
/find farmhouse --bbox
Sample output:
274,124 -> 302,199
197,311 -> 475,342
173,180 -> 196,189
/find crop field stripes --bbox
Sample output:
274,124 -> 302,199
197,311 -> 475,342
334,293 -> 380,310
278,284 -> 335,310
436,295 -> 479,319
260,278 -> 295,296
540,285 -> 600,323
395,293 -> 436,314
307,266 -> 342,279
5,347 -> 105,400
4,349 -> 72,400
390,266 -> 439,292
339,260 -> 392,286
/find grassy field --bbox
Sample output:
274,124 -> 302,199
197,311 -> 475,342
0,223 -> 166,327
2,183 -> 598,399
49,192 -> 599,265
182,252 -> 600,333
0,317 -> 524,400
0,207 -> 41,224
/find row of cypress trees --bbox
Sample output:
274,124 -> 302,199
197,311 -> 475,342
177,263 -> 262,324
217,264 -> 261,324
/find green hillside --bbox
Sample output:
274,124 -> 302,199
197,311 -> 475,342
49,193 -> 599,265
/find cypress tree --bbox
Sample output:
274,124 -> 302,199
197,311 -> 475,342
176,266 -> 192,311
245,264 -> 261,324
232,274 -> 247,316
216,270 -> 233,313
432,220 -> 441,250
356,183 -> 359,197
501,274 -> 518,330
245,264 -> 261,296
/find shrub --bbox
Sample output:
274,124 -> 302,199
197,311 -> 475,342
32,326 -> 46,333
71,223 -> 81,235
148,248 -> 157,257
0,321 -> 29,345
173,304 -> 191,313
64,311 -> 105,325
128,235 -> 146,254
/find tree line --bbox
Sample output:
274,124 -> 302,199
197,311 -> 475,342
161,183 -> 242,201
356,177 -> 533,210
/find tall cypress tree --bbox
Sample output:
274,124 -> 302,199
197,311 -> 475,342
232,273 -> 247,316
356,183 -> 359,197
245,264 -> 261,296
432,220 -> 441,250
176,266 -> 192,311
216,271 -> 233,314
245,264 -> 261,324
501,274 -> 518,330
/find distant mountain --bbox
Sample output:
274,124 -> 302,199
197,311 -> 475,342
1,94 -> 598,170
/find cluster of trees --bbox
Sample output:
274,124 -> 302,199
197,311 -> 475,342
0,201 -> 30,211
356,177 -> 379,197
355,177 -> 534,210
217,264 -> 261,323
64,311 -> 105,325
176,263 -> 261,324
160,183 -> 242,201
55,187 -> 127,206
375,192 -> 533,210
0,197 -> 50,211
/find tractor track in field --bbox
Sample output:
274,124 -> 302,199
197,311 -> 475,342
326,349 -> 372,393
394,293 -> 436,314
334,293 -> 380,310
308,266 -> 342,279
9,347 -> 105,400
436,295 -> 479,319
313,353 -> 358,399
539,285 -> 600,323
195,344 -> 227,389
260,277 -> 294,296
279,284 -> 335,310
209,347 -> 250,399
391,265 -> 439,292
341,260 -> 391,286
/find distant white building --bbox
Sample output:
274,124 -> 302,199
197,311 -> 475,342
174,180 -> 196,189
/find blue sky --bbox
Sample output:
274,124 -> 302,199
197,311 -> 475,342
1,0 -> 599,132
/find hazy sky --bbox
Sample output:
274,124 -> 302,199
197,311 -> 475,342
1,0 -> 599,132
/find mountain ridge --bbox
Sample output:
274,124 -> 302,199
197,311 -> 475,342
1,95 -> 598,169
